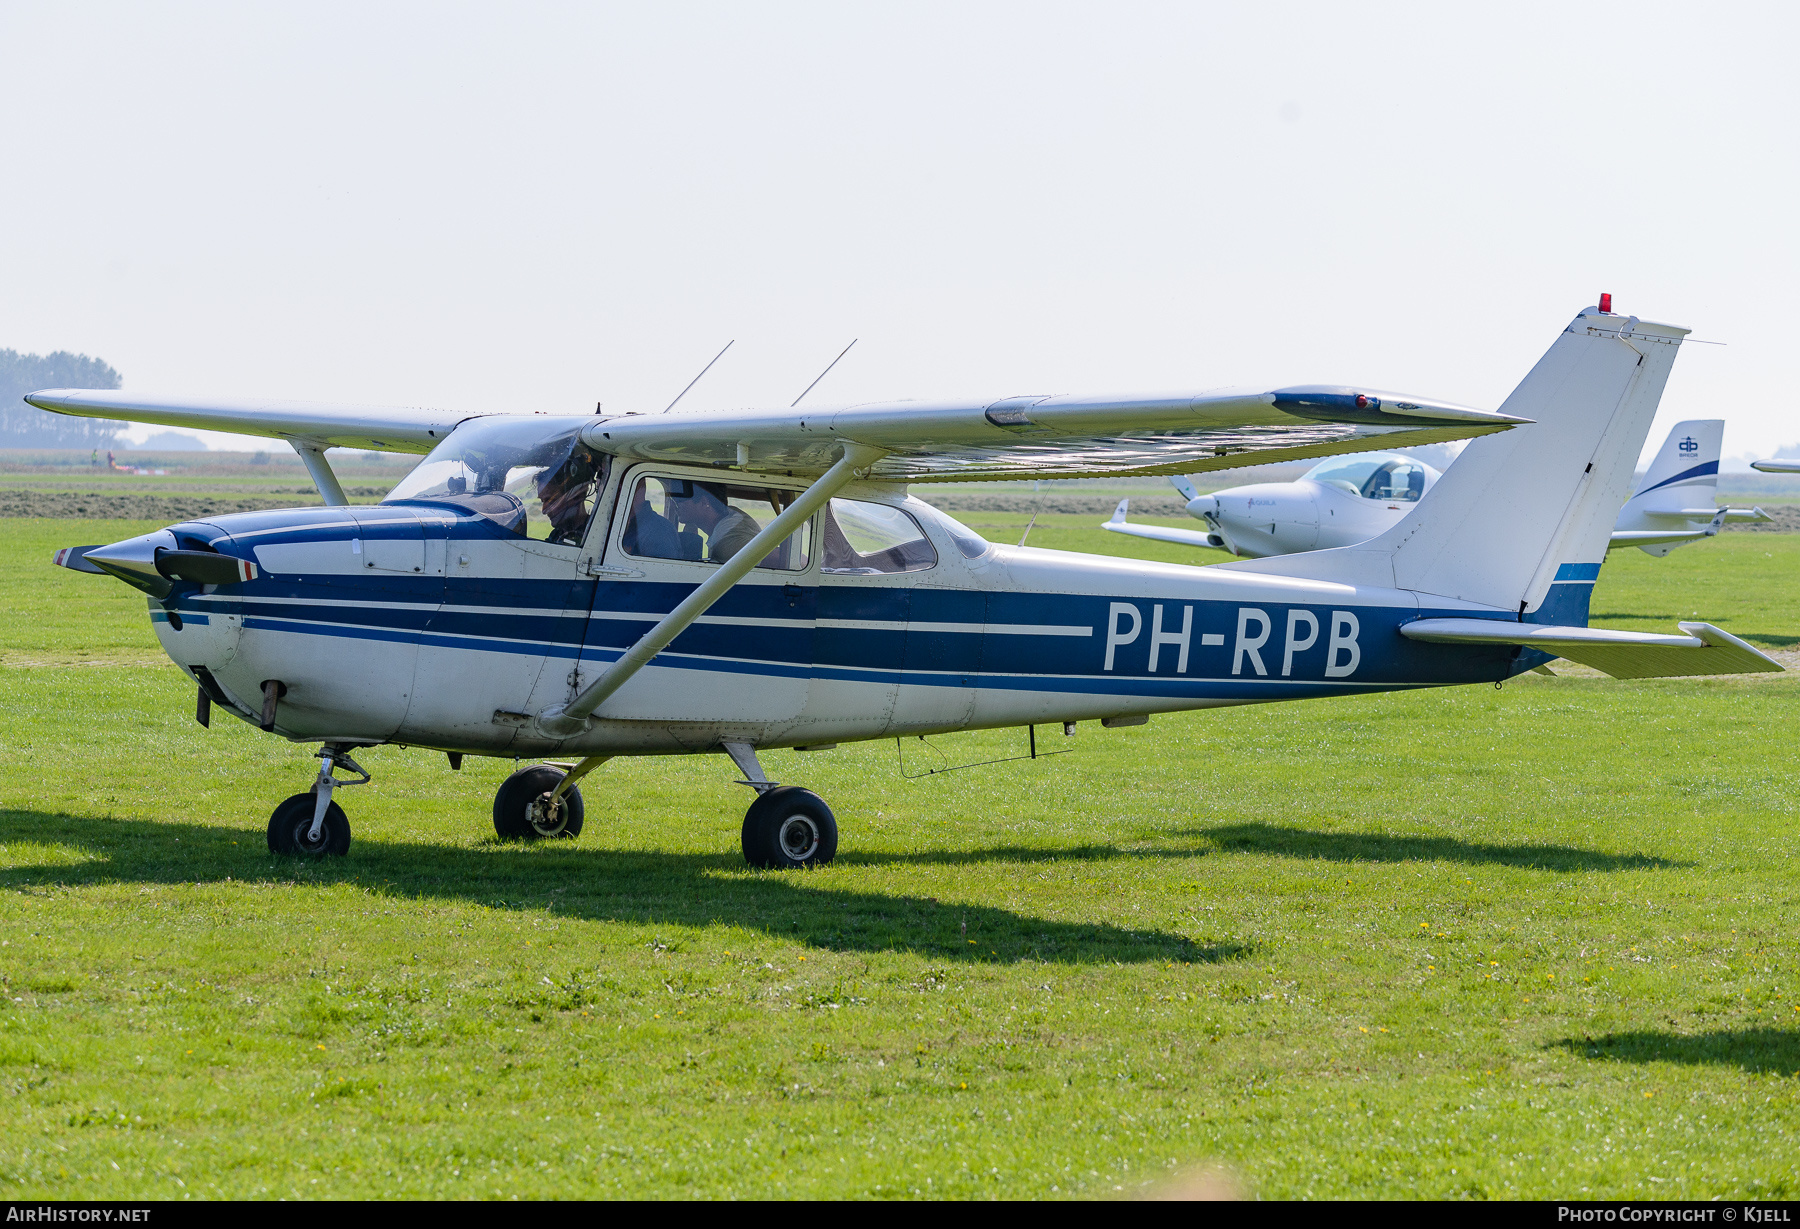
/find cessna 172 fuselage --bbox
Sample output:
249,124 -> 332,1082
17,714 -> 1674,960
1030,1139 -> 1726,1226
33,303 -> 1779,867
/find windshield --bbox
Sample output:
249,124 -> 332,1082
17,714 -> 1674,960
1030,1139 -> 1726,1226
384,416 -> 606,541
1304,453 -> 1437,502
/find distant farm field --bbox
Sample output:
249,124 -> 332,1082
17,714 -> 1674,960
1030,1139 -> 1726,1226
2,516 -> 1798,1199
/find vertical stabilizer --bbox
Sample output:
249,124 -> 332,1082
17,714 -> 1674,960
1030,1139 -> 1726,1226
1626,420 -> 1723,516
1219,306 -> 1689,620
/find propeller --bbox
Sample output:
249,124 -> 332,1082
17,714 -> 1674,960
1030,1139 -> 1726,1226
63,529 -> 258,595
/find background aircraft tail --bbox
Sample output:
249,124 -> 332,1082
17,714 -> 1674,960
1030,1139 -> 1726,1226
1613,419 -> 1768,555
1218,304 -> 1689,622
1626,419 -> 1723,517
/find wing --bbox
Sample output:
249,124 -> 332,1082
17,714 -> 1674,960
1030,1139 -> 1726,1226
23,389 -> 468,453
581,385 -> 1527,482
27,381 -> 1525,479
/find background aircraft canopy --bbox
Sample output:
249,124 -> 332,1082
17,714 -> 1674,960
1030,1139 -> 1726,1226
1302,452 -> 1441,502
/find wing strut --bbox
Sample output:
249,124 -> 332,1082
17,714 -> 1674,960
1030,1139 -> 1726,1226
293,443 -> 349,506
535,442 -> 887,737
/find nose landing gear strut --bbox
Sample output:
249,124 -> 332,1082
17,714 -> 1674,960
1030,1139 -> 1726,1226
267,745 -> 371,857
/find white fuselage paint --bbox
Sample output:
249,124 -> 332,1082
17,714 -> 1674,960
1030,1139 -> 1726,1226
143,465 -> 1535,762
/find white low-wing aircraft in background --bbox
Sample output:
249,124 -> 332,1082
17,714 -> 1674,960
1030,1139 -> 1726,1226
1105,419 -> 1770,558
32,303 -> 1779,866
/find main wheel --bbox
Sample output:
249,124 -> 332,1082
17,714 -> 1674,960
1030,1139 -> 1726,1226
741,786 -> 837,869
493,765 -> 585,841
267,790 -> 351,857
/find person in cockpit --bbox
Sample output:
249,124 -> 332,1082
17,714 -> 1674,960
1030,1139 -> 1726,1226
672,483 -> 759,562
538,446 -> 604,545
622,479 -> 679,558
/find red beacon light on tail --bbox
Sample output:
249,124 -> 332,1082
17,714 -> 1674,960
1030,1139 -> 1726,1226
1599,293 -> 1613,313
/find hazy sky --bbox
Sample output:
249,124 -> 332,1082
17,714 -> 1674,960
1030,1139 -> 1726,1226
2,2 -> 1794,465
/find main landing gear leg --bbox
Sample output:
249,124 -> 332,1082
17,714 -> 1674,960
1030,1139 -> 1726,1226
493,756 -> 607,841
723,741 -> 837,870
267,745 -> 369,857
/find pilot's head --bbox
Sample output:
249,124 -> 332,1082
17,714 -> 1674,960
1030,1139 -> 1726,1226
668,481 -> 728,530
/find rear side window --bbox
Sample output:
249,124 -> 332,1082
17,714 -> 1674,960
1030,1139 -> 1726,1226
822,499 -> 937,574
620,475 -> 812,570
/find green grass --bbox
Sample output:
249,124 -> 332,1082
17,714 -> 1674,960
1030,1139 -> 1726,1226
2,519 -> 1799,1199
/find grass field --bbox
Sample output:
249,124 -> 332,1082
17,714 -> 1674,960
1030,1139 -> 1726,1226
2,516 -> 1799,1199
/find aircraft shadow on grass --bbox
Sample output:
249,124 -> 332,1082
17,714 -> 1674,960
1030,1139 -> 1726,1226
1554,1029 -> 1800,1076
0,808 -> 1248,968
1185,823 -> 1680,872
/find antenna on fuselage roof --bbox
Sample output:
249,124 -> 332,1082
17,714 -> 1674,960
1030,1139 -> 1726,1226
661,340 -> 735,413
791,339 -> 858,407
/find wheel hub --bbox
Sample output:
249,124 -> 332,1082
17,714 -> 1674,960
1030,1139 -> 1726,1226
777,814 -> 820,862
528,793 -> 565,836
292,816 -> 328,853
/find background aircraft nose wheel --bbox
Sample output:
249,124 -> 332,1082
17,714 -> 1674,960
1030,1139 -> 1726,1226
493,764 -> 586,841
741,786 -> 837,869
267,791 -> 350,857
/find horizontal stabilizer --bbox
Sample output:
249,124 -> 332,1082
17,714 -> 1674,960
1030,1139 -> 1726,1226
1099,518 -> 1225,549
1608,508 -> 1726,551
1400,618 -> 1782,679
1752,459 -> 1800,473
1606,530 -> 1711,550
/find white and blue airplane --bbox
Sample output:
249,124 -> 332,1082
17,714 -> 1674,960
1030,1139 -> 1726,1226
32,303 -> 1778,867
1106,420 -> 1769,558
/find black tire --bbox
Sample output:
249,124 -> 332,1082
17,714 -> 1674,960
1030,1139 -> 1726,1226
493,765 -> 585,841
267,790 -> 351,857
741,786 -> 837,869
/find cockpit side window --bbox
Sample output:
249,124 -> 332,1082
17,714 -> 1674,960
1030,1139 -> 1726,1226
619,475 -> 813,571
821,499 -> 937,574
906,497 -> 991,560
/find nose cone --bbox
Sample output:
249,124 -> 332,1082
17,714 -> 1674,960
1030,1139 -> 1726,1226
83,529 -> 178,598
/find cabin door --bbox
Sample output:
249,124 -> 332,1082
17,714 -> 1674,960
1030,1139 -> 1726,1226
574,468 -> 818,724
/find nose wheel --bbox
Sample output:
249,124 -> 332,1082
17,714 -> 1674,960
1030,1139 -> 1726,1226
266,746 -> 367,857
267,791 -> 350,856
741,786 -> 837,869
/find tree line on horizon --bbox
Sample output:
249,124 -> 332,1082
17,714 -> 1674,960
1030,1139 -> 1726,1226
0,349 -> 125,448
